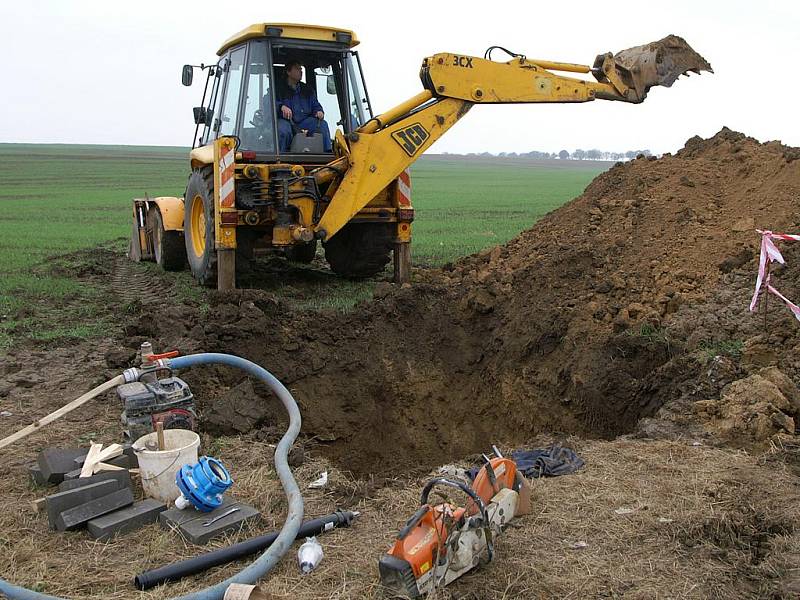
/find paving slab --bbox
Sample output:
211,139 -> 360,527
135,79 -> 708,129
160,498 -> 260,545
37,448 -> 88,484
58,469 -> 131,492
87,499 -> 166,540
55,487 -> 134,531
45,480 -> 117,529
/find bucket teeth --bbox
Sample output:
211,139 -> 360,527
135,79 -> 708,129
595,34 -> 712,102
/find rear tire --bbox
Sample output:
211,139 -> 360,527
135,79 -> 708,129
286,240 -> 318,264
151,208 -> 186,271
323,223 -> 393,278
183,168 -> 217,287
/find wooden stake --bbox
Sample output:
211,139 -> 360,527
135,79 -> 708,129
79,443 -> 103,478
156,421 -> 166,451
0,375 -> 126,451
30,498 -> 46,514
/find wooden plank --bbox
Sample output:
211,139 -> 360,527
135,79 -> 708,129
93,462 -> 125,472
0,375 -> 125,451
79,443 -> 103,478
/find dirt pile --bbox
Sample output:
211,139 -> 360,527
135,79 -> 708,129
121,128 -> 800,474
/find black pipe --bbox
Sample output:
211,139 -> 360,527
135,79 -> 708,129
135,510 -> 359,590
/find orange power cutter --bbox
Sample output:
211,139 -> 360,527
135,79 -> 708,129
379,450 -> 531,597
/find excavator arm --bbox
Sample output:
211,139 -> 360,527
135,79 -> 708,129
314,35 -> 711,241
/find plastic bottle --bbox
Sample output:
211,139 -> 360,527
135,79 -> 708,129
297,537 -> 323,574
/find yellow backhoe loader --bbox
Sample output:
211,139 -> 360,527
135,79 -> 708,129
129,24 -> 710,289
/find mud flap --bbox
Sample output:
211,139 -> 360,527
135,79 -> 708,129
129,203 -> 152,262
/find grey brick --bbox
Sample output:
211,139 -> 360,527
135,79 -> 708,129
58,470 -> 131,492
37,448 -> 88,484
45,480 -> 117,529
122,443 -> 139,468
55,487 -> 134,531
87,499 -> 166,540
160,499 -> 260,545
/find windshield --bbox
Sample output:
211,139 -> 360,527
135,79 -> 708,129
346,52 -> 372,128
238,40 -> 276,153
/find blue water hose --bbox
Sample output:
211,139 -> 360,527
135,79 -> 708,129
0,353 -> 304,600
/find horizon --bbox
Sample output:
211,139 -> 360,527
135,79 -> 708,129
0,1 -> 797,155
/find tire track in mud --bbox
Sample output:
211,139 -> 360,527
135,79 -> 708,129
111,257 -> 172,305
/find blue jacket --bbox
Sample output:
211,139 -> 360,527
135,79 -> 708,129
276,81 -> 323,124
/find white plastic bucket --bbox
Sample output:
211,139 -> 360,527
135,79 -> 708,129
133,429 -> 200,503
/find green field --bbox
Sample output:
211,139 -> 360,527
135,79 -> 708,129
0,143 -> 608,345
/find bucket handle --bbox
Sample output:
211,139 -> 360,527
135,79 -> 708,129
139,452 -> 183,482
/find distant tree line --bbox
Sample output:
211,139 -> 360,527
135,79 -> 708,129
443,149 -> 653,160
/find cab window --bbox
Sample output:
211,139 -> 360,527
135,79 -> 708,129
218,47 -> 246,137
239,41 -> 276,152
314,65 -> 342,134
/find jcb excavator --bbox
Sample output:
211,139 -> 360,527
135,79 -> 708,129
129,23 -> 710,289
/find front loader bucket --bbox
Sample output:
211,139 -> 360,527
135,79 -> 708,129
595,35 -> 712,102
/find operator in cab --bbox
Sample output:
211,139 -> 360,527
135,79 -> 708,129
276,60 -> 332,153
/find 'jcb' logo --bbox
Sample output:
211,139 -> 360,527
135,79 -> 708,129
452,55 -> 473,68
391,123 -> 430,157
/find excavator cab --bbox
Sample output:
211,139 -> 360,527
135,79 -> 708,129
188,26 -> 373,161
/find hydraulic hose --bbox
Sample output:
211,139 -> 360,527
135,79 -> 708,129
135,510 -> 359,590
0,352 -> 303,600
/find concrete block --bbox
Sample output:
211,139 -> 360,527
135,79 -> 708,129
160,498 -> 260,545
87,499 -> 166,540
37,448 -> 88,484
28,463 -> 49,487
122,443 -> 139,468
58,469 -> 131,492
55,487 -> 134,531
45,480 -> 117,529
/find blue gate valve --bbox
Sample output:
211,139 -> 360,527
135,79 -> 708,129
174,456 -> 233,512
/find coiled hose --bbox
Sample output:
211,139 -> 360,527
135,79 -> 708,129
0,352 -> 303,600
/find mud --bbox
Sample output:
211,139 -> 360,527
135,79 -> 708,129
66,127 -> 790,477
3,128 -> 800,478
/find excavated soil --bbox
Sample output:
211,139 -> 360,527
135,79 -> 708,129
102,127 -> 800,476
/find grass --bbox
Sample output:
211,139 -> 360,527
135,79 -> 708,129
412,156 -> 605,265
699,338 -> 744,362
0,143 -> 607,346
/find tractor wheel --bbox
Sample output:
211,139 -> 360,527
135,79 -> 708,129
286,240 -> 318,264
323,223 -> 393,278
150,208 -> 186,271
183,168 -> 217,286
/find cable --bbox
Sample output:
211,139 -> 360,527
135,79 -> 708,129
484,45 -> 525,61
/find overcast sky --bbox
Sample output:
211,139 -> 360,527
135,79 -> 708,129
1,0 -> 797,155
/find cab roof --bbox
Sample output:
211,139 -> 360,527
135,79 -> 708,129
218,23 -> 359,55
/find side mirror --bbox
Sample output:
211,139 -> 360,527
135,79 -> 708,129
193,106 -> 213,125
182,65 -> 194,86
326,74 -> 336,95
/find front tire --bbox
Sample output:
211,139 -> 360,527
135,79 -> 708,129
323,223 -> 393,278
183,168 -> 217,286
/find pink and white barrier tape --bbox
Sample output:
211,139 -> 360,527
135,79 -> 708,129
750,230 -> 800,322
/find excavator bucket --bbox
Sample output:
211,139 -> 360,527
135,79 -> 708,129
594,35 -> 712,102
